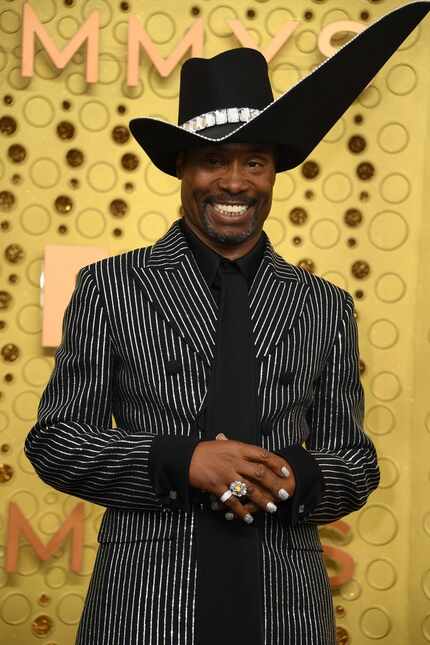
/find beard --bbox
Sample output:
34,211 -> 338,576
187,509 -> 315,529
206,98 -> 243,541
196,205 -> 261,246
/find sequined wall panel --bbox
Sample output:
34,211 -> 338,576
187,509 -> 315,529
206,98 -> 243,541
0,0 -> 430,643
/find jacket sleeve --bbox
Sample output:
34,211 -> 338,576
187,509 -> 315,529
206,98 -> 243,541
276,292 -> 379,525
24,266 -> 199,512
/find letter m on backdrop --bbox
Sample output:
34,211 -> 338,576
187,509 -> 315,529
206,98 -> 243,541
21,3 -> 100,82
128,16 -> 203,84
5,502 -> 85,573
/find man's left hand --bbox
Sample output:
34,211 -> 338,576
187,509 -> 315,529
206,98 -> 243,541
211,433 -> 295,518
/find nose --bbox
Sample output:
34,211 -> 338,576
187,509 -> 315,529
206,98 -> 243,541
217,160 -> 249,194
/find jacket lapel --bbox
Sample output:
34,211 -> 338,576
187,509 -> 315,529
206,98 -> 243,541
249,243 -> 310,360
130,222 -> 218,366
130,220 -> 310,365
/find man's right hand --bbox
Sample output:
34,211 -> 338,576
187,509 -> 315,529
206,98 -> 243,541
189,439 -> 295,523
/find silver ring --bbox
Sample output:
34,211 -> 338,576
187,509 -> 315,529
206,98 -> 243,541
229,480 -> 248,497
219,489 -> 233,503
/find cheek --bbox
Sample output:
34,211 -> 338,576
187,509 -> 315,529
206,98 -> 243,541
258,183 -> 274,203
181,182 -> 206,214
257,190 -> 273,216
183,171 -> 210,195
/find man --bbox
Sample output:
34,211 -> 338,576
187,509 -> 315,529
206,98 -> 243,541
25,3 -> 430,644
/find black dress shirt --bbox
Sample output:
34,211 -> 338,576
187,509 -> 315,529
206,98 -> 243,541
178,217 -> 267,304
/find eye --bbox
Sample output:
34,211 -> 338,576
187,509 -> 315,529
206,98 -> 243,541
205,156 -> 223,167
247,158 -> 266,169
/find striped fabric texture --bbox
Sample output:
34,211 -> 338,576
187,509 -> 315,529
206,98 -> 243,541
25,219 -> 380,644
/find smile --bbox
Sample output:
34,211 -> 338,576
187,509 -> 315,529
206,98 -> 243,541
207,202 -> 254,221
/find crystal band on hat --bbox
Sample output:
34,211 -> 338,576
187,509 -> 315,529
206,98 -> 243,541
180,107 -> 261,133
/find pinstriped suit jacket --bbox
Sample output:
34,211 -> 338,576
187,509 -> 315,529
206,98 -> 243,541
25,219 -> 379,645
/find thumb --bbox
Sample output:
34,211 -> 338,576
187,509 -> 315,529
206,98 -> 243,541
215,433 -> 228,440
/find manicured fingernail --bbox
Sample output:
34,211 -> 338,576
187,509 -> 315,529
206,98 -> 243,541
266,502 -> 278,513
278,488 -> 290,500
216,433 -> 227,440
244,513 -> 254,524
281,466 -> 290,477
225,512 -> 234,520
211,501 -> 221,511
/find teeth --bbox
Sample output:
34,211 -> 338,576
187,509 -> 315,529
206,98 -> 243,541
213,202 -> 248,216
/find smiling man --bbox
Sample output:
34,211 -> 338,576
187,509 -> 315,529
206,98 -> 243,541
24,4 -> 430,645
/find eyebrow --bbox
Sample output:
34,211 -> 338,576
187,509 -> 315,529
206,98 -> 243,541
201,145 -> 274,155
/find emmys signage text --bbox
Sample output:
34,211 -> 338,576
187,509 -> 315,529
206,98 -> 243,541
21,3 -> 366,85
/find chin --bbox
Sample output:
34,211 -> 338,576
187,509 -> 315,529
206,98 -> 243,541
202,211 -> 261,246
206,228 -> 254,246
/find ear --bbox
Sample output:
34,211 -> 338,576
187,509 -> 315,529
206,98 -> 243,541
272,162 -> 277,184
176,151 -> 185,179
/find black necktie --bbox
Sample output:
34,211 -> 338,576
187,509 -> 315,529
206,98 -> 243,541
195,258 -> 263,645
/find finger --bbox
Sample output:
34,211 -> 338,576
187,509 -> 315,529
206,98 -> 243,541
217,478 -> 279,516
240,462 -> 295,500
243,445 -> 272,463
216,433 -> 228,440
211,500 -> 259,513
211,485 -> 258,513
245,446 -> 292,480
240,479 -> 279,515
244,452 -> 296,496
218,500 -> 259,515
216,489 -> 254,524
265,454 -> 294,482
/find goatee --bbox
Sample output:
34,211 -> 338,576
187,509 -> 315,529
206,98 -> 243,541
200,211 -> 260,246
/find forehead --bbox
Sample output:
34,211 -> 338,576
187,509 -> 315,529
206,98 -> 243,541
188,142 -> 275,156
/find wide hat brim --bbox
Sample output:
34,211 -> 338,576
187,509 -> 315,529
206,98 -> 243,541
129,1 -> 430,177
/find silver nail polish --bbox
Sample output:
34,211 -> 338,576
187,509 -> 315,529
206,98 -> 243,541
225,512 -> 234,520
278,488 -> 290,500
266,502 -> 278,513
281,466 -> 290,477
244,513 -> 254,524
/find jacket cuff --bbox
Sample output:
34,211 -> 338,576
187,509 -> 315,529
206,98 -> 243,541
273,445 -> 325,524
148,436 -> 201,512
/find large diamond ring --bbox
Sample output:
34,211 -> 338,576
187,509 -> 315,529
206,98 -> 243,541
229,480 -> 248,497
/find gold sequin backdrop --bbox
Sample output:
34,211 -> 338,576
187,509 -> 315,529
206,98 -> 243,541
0,0 -> 430,642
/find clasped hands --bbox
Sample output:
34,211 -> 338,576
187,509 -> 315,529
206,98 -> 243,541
188,433 -> 296,524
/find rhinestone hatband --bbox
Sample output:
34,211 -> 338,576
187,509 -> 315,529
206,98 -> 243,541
180,107 -> 261,133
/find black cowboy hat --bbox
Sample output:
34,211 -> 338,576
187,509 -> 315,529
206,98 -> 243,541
129,1 -> 430,177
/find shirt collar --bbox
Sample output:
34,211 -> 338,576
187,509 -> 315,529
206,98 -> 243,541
178,217 -> 267,287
